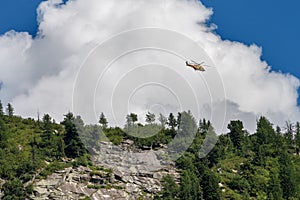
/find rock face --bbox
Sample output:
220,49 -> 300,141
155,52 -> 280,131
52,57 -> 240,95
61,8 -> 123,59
31,141 -> 180,199
0,178 -> 4,199
92,141 -> 180,196
32,166 -> 95,200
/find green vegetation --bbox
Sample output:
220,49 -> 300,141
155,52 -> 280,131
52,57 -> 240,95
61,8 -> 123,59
1,100 -> 300,199
38,161 -> 73,179
157,117 -> 300,199
0,104 -> 89,198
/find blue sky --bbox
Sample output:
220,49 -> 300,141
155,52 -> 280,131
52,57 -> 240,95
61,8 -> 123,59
201,0 -> 300,77
0,0 -> 42,35
0,0 -> 299,104
201,0 -> 300,104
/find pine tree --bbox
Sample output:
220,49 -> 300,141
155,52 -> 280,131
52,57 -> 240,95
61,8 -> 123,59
42,114 -> 53,142
145,111 -> 155,124
58,136 -> 66,158
267,169 -> 283,200
177,111 -> 197,137
201,168 -> 221,200
0,116 -> 6,148
294,122 -> 300,154
2,178 -> 26,199
256,116 -> 275,145
0,100 -> 6,148
158,113 -> 167,128
273,126 -> 284,156
179,170 -> 192,200
130,113 -> 138,123
30,135 -> 37,167
61,112 -> 86,158
176,112 -> 181,129
254,116 -> 276,159
6,103 -> 14,117
160,175 -> 179,199
167,113 -> 177,130
284,121 -> 294,148
199,118 -> 211,134
126,113 -> 138,126
278,151 -> 296,199
169,111 -> 197,154
99,112 -> 108,129
227,120 -> 245,152
0,100 -> 3,116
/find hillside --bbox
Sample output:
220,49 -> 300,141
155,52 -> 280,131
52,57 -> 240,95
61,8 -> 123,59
0,102 -> 300,199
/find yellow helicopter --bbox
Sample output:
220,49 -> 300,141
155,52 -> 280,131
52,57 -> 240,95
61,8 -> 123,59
185,60 -> 208,72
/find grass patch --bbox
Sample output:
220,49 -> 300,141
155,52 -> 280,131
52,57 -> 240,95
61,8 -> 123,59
38,161 -> 72,179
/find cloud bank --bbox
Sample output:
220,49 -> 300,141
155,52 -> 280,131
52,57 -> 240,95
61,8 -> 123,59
0,0 -> 299,133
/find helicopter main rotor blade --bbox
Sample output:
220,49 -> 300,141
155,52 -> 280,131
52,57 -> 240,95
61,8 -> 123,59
190,60 -> 205,65
190,59 -> 198,64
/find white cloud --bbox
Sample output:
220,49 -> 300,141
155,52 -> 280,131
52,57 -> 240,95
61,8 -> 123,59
0,0 -> 299,133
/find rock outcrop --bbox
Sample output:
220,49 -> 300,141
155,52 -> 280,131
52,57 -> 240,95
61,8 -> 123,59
31,141 -> 180,199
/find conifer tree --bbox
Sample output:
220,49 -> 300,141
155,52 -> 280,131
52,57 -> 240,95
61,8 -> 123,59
0,100 -> 3,116
256,116 -> 275,145
158,113 -> 167,128
228,120 -> 245,151
99,112 -> 108,129
2,178 -> 26,199
6,103 -> 14,117
126,113 -> 138,126
279,151 -> 296,199
0,100 -> 6,148
42,114 -> 53,141
284,121 -> 294,147
61,112 -> 86,158
160,175 -> 179,199
145,111 -> 155,124
273,126 -> 284,156
179,170 -> 192,200
167,113 -> 177,130
176,112 -> 181,129
267,169 -> 283,200
201,168 -> 221,200
295,122 -> 300,154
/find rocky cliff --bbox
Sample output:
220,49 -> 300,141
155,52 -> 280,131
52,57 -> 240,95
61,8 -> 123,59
31,141 -> 179,199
